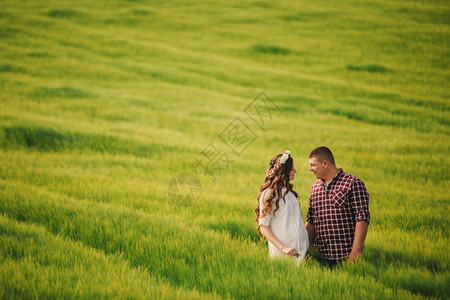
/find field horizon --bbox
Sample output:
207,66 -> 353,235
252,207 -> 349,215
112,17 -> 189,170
0,0 -> 449,299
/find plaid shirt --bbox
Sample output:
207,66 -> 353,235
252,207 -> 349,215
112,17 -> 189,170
306,169 -> 370,260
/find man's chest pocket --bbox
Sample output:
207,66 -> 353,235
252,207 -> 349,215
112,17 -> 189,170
330,188 -> 350,208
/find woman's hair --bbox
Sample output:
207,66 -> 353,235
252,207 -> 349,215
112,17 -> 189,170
254,153 -> 298,240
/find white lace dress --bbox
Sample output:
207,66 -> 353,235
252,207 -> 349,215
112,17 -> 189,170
258,188 -> 309,262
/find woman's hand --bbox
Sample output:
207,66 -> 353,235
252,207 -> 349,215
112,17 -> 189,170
259,225 -> 299,257
282,246 -> 299,257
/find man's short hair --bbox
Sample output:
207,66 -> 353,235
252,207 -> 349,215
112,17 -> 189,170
308,146 -> 335,165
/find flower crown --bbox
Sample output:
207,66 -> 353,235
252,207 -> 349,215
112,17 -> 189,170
266,150 -> 291,177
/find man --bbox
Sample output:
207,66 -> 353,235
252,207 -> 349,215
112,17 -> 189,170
305,146 -> 370,267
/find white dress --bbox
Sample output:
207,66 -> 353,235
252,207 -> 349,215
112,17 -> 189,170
258,188 -> 309,262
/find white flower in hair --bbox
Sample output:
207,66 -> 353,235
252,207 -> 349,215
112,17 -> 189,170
279,150 -> 291,164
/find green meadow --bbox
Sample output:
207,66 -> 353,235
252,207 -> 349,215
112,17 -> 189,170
0,0 -> 449,298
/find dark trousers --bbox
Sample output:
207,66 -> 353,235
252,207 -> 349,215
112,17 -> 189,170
325,258 -> 346,269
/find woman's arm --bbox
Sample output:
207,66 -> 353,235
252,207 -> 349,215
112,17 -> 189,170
259,225 -> 299,257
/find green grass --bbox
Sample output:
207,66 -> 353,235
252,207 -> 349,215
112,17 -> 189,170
0,0 -> 449,299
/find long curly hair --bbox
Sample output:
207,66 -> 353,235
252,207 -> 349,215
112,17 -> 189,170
254,153 -> 298,240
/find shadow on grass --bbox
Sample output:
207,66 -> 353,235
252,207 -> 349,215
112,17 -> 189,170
0,64 -> 26,73
338,246 -> 449,299
366,245 -> 447,274
0,125 -> 181,157
47,9 -> 83,19
251,43 -> 291,55
31,86 -> 92,99
346,64 -> 391,73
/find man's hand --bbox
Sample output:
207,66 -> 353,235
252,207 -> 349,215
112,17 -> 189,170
348,248 -> 362,262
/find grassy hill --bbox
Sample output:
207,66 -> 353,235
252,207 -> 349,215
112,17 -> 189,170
0,0 -> 449,299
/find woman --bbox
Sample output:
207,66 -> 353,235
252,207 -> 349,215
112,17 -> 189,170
254,150 -> 309,262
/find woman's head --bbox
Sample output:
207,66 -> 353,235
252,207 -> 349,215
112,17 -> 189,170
266,150 -> 296,184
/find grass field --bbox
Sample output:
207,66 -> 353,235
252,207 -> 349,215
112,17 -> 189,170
0,0 -> 449,299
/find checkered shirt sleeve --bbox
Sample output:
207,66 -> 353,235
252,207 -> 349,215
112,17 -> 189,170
352,178 -> 370,223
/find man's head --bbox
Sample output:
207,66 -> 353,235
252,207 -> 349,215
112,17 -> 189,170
308,146 -> 336,180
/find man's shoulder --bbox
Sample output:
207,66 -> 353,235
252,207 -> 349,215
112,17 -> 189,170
340,170 -> 358,181
311,180 -> 323,189
338,170 -> 365,187
310,181 -> 324,196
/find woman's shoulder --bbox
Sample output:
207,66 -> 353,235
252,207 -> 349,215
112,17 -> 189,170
262,188 -> 272,194
260,188 -> 272,200
262,186 -> 295,199
260,188 -> 281,201
285,189 -> 297,199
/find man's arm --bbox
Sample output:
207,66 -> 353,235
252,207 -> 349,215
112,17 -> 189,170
305,190 -> 315,246
349,178 -> 370,262
349,220 -> 368,262
305,222 -> 316,246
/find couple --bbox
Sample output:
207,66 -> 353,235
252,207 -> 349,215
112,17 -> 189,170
255,146 -> 370,267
